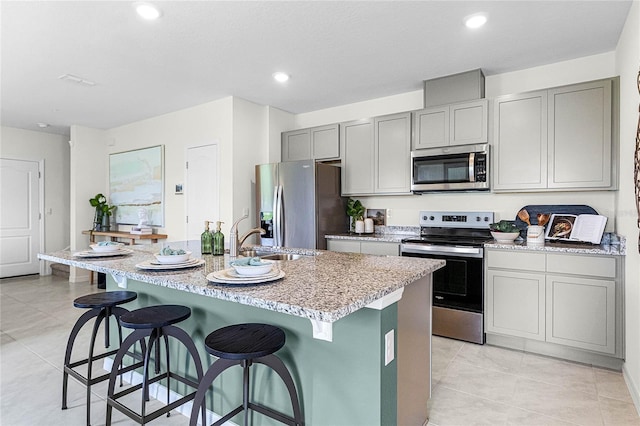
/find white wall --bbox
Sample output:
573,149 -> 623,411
0,126 -> 71,271
614,0 -> 640,411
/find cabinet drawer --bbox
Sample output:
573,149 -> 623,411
360,241 -> 399,256
547,254 -> 616,278
486,250 -> 545,272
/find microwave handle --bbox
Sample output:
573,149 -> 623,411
469,152 -> 476,182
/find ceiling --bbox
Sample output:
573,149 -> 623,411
1,1 -> 633,137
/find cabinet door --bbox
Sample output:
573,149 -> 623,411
311,124 -> 340,160
375,112 -> 411,194
546,274 -> 615,354
327,239 -> 361,253
360,241 -> 399,256
412,107 -> 449,149
450,99 -> 488,145
493,91 -> 548,191
486,269 -> 545,341
341,119 -> 375,195
547,80 -> 612,189
282,129 -> 311,162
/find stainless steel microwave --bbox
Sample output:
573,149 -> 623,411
411,143 -> 489,192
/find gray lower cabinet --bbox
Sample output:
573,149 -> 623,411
493,78 -> 615,192
282,124 -> 339,162
485,249 -> 622,359
327,239 -> 400,256
412,99 -> 488,150
341,112 -> 411,196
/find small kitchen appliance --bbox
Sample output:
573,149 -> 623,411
411,143 -> 489,192
255,160 -> 347,250
401,211 -> 494,344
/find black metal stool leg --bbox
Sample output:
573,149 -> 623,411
163,331 -> 171,417
243,360 -> 250,426
254,355 -> 303,426
84,309 -> 107,426
188,358 -> 241,426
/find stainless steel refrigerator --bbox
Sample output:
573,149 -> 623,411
255,160 -> 347,250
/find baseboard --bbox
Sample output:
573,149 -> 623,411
103,358 -> 236,426
622,363 -> 640,416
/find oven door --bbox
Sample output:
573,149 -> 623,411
401,245 -> 483,313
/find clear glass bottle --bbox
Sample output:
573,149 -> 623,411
212,221 -> 225,256
201,221 -> 213,255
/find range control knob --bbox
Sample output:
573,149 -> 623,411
476,216 -> 481,222
484,216 -> 490,222
429,216 -> 435,221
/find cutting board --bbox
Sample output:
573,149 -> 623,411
513,204 -> 599,237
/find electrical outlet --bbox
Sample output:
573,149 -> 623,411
385,329 -> 395,366
242,207 -> 249,216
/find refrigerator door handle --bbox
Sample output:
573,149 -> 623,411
276,185 -> 284,246
272,185 -> 280,247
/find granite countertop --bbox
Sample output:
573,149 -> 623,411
325,225 -> 419,243
38,242 -> 444,324
485,233 -> 626,256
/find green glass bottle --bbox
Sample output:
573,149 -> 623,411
201,221 -> 213,255
213,221 -> 225,256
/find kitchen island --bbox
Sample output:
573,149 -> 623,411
39,242 -> 444,426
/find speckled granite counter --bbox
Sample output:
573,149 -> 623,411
325,226 -> 420,243
485,233 -> 626,256
38,242 -> 443,324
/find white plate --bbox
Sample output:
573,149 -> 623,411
74,249 -> 134,258
149,258 -> 201,266
207,269 -> 285,285
135,259 -> 205,270
154,251 -> 192,264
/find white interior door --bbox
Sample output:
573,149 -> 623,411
0,158 -> 41,277
186,144 -> 219,241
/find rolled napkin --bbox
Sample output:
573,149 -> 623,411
160,246 -> 186,255
230,257 -> 270,267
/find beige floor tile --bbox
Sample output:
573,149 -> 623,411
518,352 -> 597,395
455,341 -> 524,374
431,335 -> 463,384
504,405 -> 577,425
595,368 -> 635,403
428,385 -> 512,425
599,395 -> 640,425
511,376 -> 603,426
439,358 -> 519,404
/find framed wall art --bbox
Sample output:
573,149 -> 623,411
109,145 -> 164,226
366,209 -> 387,226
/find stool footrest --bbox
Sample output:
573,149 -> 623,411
107,390 -> 198,425
66,347 -> 120,370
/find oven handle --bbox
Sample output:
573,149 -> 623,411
401,242 -> 484,258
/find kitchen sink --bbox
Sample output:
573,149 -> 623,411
260,253 -> 302,261
240,250 -> 306,261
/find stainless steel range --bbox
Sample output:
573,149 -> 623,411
401,211 -> 494,344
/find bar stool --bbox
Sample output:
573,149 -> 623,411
106,304 -> 206,426
62,290 -> 138,426
189,323 -> 303,426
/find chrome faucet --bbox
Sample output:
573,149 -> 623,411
229,214 -> 265,257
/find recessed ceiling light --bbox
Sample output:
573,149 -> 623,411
465,13 -> 487,29
37,123 -> 49,128
273,72 -> 290,83
134,2 -> 162,20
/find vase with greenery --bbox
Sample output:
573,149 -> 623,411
346,198 -> 365,233
89,193 -> 116,231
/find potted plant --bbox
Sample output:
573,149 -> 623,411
89,193 -> 116,231
489,220 -> 521,243
346,198 -> 365,233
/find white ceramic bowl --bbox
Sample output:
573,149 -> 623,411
90,243 -> 124,252
231,261 -> 273,276
154,251 -> 192,264
491,231 -> 520,243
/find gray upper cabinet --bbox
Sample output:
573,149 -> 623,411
493,79 -> 615,192
413,99 -> 488,150
375,112 -> 411,194
282,129 -> 311,162
341,118 -> 375,195
341,113 -> 411,196
282,124 -> 340,162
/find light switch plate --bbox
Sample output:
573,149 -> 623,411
385,329 -> 395,366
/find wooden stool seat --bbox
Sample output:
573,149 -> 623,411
118,304 -> 191,329
190,323 -> 302,426
73,291 -> 137,309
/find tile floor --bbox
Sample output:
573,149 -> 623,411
1,274 -> 639,425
